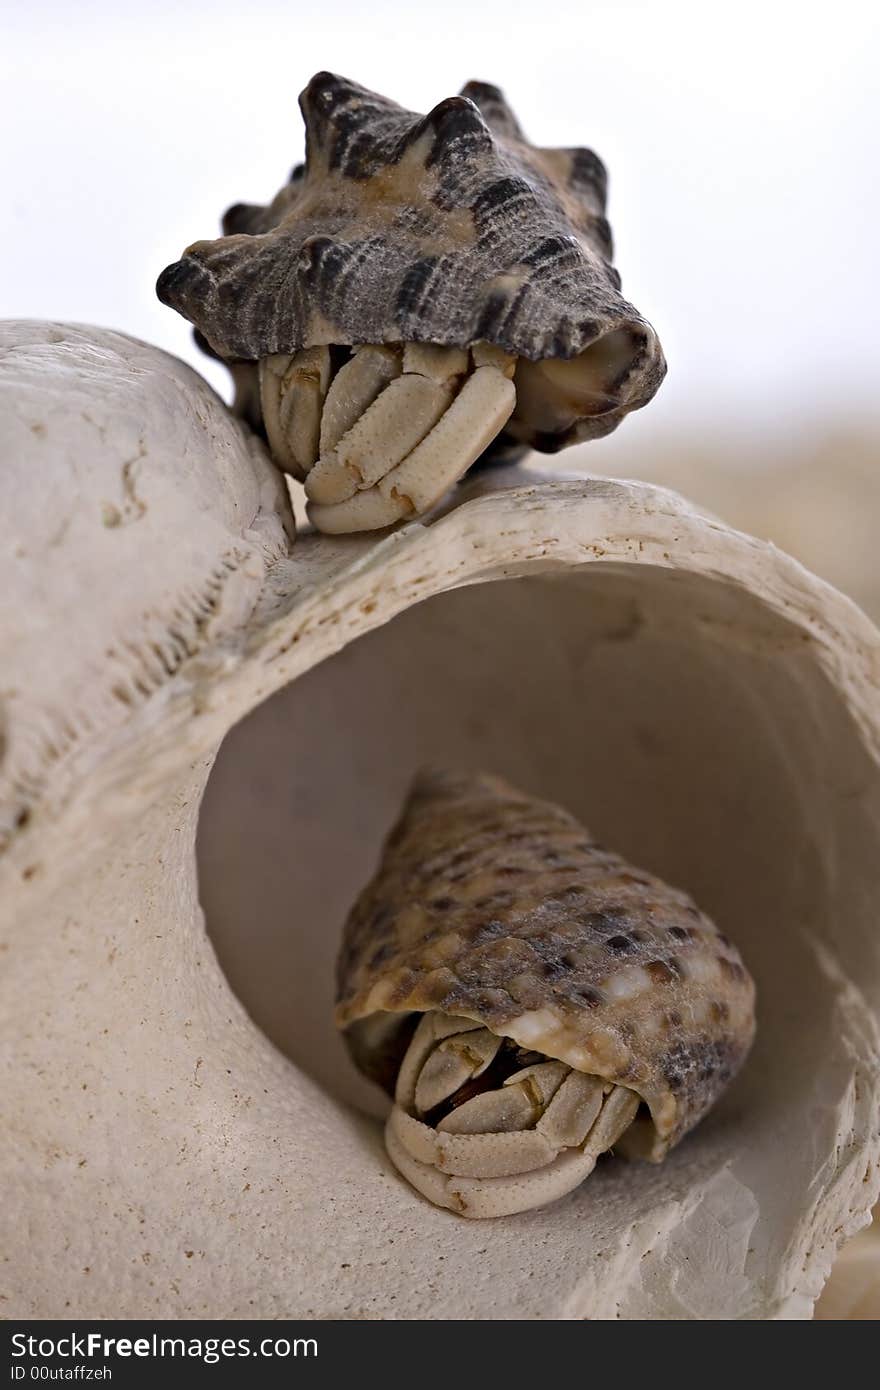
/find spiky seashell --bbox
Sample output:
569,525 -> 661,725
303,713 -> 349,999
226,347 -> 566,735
157,73 -> 665,532
336,769 -> 755,1216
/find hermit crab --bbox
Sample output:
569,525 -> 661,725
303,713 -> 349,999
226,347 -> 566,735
336,769 -> 756,1218
157,72 -> 666,533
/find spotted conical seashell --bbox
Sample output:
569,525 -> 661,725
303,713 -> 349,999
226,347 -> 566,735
336,770 -> 755,1217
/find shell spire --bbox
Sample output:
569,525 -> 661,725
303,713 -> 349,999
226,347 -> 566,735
460,80 -> 526,141
403,95 -> 495,162
298,71 -> 409,174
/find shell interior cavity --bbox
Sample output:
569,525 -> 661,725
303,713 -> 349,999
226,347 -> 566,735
157,72 -> 666,532
337,769 -> 756,1217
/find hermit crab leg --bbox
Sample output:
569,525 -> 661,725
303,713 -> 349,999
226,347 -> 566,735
413,1027 -> 502,1113
305,373 -> 456,505
258,354 -> 295,473
308,348 -> 516,534
385,1114 -> 602,1219
318,345 -> 403,456
305,343 -> 469,507
259,347 -> 331,480
394,1013 -> 485,1110
437,1060 -> 568,1135
304,485 -> 412,533
375,361 -> 516,511
385,1008 -> 641,1218
389,1106 -> 558,1178
582,1083 -> 640,1159
447,1146 -> 602,1219
536,1070 -> 605,1148
402,343 -> 470,380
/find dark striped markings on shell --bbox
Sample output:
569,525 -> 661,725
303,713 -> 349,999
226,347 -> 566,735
156,72 -> 666,455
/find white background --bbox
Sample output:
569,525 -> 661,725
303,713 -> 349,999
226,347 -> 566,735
3,0 -> 878,467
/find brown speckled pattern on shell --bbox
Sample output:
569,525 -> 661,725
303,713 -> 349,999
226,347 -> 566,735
157,72 -> 666,450
336,770 -> 755,1156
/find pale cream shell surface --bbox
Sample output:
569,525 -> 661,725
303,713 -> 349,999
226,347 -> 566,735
1,322 -> 879,1319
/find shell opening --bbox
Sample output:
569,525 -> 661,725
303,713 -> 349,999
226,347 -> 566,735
510,328 -> 645,438
249,330 -> 652,531
254,341 -> 517,532
384,1009 -> 639,1217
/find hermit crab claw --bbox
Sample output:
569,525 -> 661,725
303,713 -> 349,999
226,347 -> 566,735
336,769 -> 756,1218
157,72 -> 666,533
267,341 -> 517,534
384,1013 -> 641,1218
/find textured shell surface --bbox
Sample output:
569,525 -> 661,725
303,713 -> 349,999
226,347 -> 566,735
157,72 -> 666,450
336,769 -> 756,1156
3,319 -> 879,1307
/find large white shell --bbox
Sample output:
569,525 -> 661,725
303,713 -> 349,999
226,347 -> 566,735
2,322 -> 879,1319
